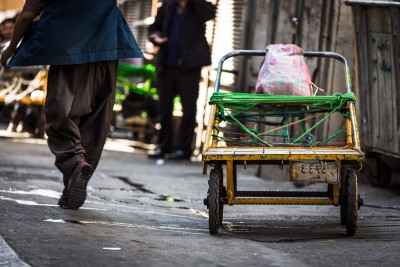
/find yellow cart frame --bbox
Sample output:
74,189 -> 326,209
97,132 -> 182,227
202,50 -> 364,236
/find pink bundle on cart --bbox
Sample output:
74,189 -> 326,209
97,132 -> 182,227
255,44 -> 312,96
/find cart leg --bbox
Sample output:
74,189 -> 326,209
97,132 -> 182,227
226,160 -> 238,203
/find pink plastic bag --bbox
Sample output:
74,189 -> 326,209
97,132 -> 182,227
255,44 -> 312,96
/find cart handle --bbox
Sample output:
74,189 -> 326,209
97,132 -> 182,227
214,50 -> 353,94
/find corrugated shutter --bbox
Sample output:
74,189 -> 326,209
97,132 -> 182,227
120,0 -> 153,51
210,0 -> 246,91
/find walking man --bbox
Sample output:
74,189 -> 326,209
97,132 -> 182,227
1,0 -> 143,209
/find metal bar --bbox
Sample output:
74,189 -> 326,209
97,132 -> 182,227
349,102 -> 361,149
233,161 -> 238,196
203,153 -> 364,162
236,191 -> 329,198
303,51 -> 353,93
333,184 -> 340,206
202,104 -> 217,154
226,160 -> 235,205
231,198 -> 334,205
345,0 -> 400,7
346,117 -> 353,147
211,105 -> 220,147
215,50 -> 265,92
214,50 -> 353,93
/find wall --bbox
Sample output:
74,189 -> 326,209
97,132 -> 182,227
350,2 -> 400,158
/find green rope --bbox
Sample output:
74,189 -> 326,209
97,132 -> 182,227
292,105 -> 340,143
316,128 -> 347,146
225,109 -> 273,147
210,92 -> 356,106
209,92 -> 355,147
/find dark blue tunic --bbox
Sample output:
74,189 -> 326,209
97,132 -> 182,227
6,0 -> 143,68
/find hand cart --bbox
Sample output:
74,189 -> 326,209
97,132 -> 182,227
202,50 -> 365,236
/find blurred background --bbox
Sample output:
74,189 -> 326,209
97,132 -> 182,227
0,0 -> 399,186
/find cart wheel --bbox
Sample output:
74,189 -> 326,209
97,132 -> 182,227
208,169 -> 223,235
215,167 -> 225,225
369,159 -> 391,188
345,168 -> 358,236
340,167 -> 347,226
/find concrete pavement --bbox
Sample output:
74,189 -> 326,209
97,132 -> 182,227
1,132 -> 400,267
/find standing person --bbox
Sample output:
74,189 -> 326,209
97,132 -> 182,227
0,17 -> 16,44
148,0 -> 215,160
1,0 -> 143,209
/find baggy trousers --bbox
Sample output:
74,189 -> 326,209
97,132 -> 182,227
157,67 -> 201,153
45,60 -> 118,177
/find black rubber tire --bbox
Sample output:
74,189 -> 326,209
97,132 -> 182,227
369,160 -> 391,188
208,169 -> 223,235
215,167 -> 224,226
340,167 -> 347,226
345,168 -> 358,236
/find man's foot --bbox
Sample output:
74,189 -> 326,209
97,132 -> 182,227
58,160 -> 94,210
169,150 -> 191,160
148,148 -> 167,159
58,188 -> 67,206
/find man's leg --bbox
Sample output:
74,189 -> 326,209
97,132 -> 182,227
46,64 -> 87,175
172,68 -> 201,158
46,60 -> 117,209
149,68 -> 176,157
79,61 -> 118,170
